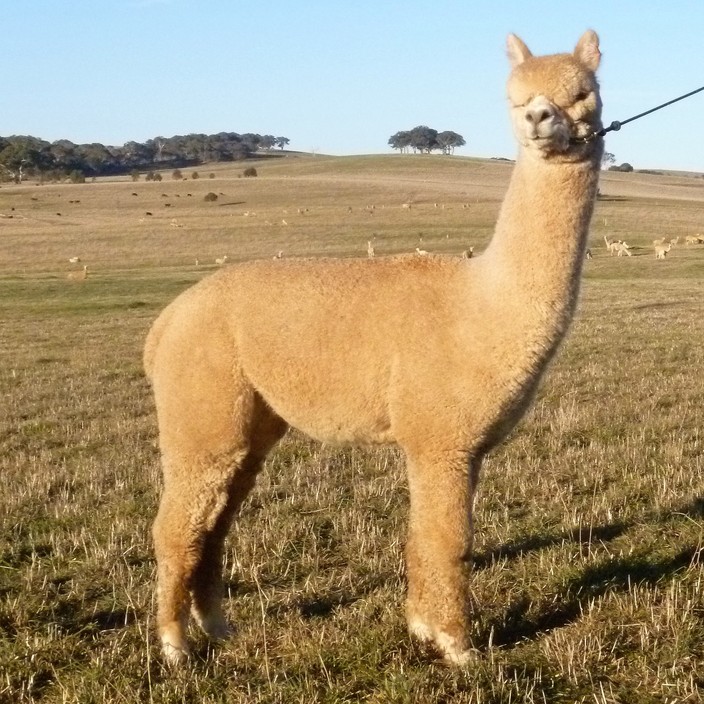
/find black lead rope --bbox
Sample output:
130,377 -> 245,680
575,84 -> 704,143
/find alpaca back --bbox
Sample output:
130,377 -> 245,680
149,255 -> 483,445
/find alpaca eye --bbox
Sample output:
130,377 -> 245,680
576,90 -> 590,102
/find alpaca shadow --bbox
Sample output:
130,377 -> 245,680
224,572 -> 389,621
479,544 -> 700,649
473,496 -> 703,571
298,593 -> 360,619
473,495 -> 703,649
472,520 -> 631,571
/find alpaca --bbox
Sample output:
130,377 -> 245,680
654,242 -> 671,259
67,265 -> 88,281
367,240 -> 375,258
144,30 -> 604,666
215,255 -> 228,266
604,235 -> 623,256
615,241 -> 632,257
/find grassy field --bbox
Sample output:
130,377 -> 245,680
1,154 -> 703,703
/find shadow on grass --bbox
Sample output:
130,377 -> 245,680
472,521 -> 631,571
474,496 -> 703,571
480,544 -> 701,649
473,495 -> 703,649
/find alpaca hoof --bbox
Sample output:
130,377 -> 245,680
408,617 -> 434,643
435,631 -> 476,667
202,617 -> 232,641
409,619 -> 475,666
193,610 -> 232,640
160,623 -> 190,666
161,638 -> 190,666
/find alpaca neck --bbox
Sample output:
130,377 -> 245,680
483,148 -> 601,330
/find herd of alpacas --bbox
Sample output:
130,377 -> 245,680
140,31 -> 659,667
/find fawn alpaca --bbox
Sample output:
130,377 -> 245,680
144,30 -> 604,666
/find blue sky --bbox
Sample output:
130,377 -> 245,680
4,1 -> 704,171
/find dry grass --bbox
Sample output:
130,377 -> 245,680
1,154 -> 703,703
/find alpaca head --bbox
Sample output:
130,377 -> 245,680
506,30 -> 603,160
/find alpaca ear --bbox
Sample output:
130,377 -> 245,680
574,30 -> 601,71
507,34 -> 532,68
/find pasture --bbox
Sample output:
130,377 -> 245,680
1,154 -> 703,703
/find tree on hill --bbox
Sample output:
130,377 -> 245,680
437,131 -> 466,155
388,130 -> 413,153
409,126 -> 438,153
0,136 -> 49,181
0,130 -> 291,181
602,151 -> 616,169
388,126 -> 465,155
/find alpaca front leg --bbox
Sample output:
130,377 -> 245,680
404,451 -> 480,665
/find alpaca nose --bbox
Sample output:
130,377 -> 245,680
525,106 -> 553,125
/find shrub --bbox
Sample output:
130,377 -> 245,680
172,169 -> 183,180
203,192 -> 218,202
608,162 -> 634,173
191,172 -> 199,180
130,169 -> 140,182
209,173 -> 216,179
153,172 -> 162,182
243,167 -> 258,178
69,170 -> 86,184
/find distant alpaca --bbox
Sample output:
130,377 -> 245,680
654,242 -> 671,259
144,31 -> 604,666
615,241 -> 632,257
604,235 -> 622,256
67,265 -> 88,281
215,255 -> 228,265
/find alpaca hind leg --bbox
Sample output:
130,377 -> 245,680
189,410 -> 288,639
153,448 -> 248,664
404,450 -> 482,665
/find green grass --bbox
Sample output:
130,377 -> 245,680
1,155 -> 703,702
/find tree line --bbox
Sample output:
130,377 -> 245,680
0,132 -> 291,182
388,126 -> 466,154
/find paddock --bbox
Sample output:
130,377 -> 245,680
1,154 -> 702,701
